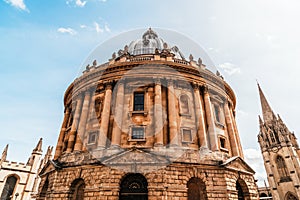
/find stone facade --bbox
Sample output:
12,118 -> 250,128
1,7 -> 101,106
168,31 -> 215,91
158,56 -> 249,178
258,84 -> 300,200
0,139 -> 52,200
38,28 -> 259,200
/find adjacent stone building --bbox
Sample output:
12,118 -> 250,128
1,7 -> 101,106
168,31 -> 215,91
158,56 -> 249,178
258,84 -> 300,200
0,139 -> 52,200
38,28 -> 259,199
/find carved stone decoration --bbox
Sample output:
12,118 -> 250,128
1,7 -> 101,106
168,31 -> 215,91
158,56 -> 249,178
118,49 -> 123,57
85,64 -> 90,71
189,54 -> 194,61
198,58 -> 203,66
163,42 -> 168,49
112,52 -> 116,59
92,60 -> 97,67
124,45 -> 129,53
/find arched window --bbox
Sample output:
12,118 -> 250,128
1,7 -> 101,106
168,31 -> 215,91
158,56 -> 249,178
187,177 -> 207,200
119,173 -> 148,200
236,179 -> 250,200
39,179 -> 49,199
285,192 -> 299,200
0,175 -> 18,200
69,179 -> 85,200
180,95 -> 189,115
259,193 -> 268,197
277,155 -> 291,182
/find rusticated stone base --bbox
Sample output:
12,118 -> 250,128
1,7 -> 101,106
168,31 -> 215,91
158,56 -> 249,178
38,150 -> 258,200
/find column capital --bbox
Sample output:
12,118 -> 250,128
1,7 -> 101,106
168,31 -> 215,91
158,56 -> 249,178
105,82 -> 113,90
154,78 -> 161,85
117,79 -> 125,86
201,85 -> 209,94
192,82 -> 200,90
167,79 -> 173,86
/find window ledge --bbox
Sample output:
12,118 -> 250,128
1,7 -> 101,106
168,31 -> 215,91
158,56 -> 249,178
129,111 -> 148,116
179,113 -> 191,118
220,147 -> 229,152
215,121 -> 225,129
128,138 -> 146,142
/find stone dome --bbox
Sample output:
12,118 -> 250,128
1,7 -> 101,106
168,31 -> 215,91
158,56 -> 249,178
127,28 -> 185,60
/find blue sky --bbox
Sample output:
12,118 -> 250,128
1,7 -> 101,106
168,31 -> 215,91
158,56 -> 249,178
1,0 -> 300,186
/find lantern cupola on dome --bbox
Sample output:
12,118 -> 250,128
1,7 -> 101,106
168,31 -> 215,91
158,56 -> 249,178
127,28 -> 185,60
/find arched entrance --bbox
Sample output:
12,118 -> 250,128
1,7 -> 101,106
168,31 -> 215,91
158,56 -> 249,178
187,177 -> 207,200
285,192 -> 299,200
69,178 -> 85,200
119,173 -> 148,200
236,178 -> 250,200
0,175 -> 18,200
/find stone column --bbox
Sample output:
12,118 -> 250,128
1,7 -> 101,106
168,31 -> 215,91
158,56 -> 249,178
202,86 -> 218,151
230,108 -> 244,158
111,81 -> 124,147
154,79 -> 163,146
54,107 -> 70,159
224,102 -> 239,156
193,84 -> 208,148
74,89 -> 92,151
168,80 -> 179,146
66,94 -> 83,153
97,83 -> 113,149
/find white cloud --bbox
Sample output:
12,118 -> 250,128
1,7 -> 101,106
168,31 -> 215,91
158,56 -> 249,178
4,0 -> 28,11
244,148 -> 267,187
57,27 -> 77,35
66,0 -> 86,7
80,24 -> 87,29
94,22 -> 104,33
66,0 -> 107,7
75,0 -> 86,7
237,109 -> 249,117
218,62 -> 241,76
104,24 -> 111,32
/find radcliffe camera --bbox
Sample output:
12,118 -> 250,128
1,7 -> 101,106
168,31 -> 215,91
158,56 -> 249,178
1,2 -> 300,200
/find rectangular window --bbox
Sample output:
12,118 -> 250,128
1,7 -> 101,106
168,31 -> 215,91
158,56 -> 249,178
132,127 -> 145,140
214,104 -> 221,123
182,129 -> 192,142
134,93 -> 144,111
88,131 -> 98,144
220,137 -> 226,149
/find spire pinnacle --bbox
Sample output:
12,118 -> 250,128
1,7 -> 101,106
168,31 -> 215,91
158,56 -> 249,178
257,83 -> 275,123
259,115 -> 263,126
1,144 -> 8,161
33,138 -> 43,152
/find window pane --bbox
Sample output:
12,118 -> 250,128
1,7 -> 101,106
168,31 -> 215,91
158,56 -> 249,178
134,93 -> 144,111
180,95 -> 189,114
183,129 -> 192,142
214,104 -> 221,122
88,132 -> 97,144
132,128 -> 144,139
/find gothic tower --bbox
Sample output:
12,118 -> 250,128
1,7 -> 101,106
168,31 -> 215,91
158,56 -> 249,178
258,84 -> 300,200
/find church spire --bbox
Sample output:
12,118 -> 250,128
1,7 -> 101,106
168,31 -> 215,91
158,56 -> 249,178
33,138 -> 43,153
1,144 -> 8,161
258,83 -> 275,123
